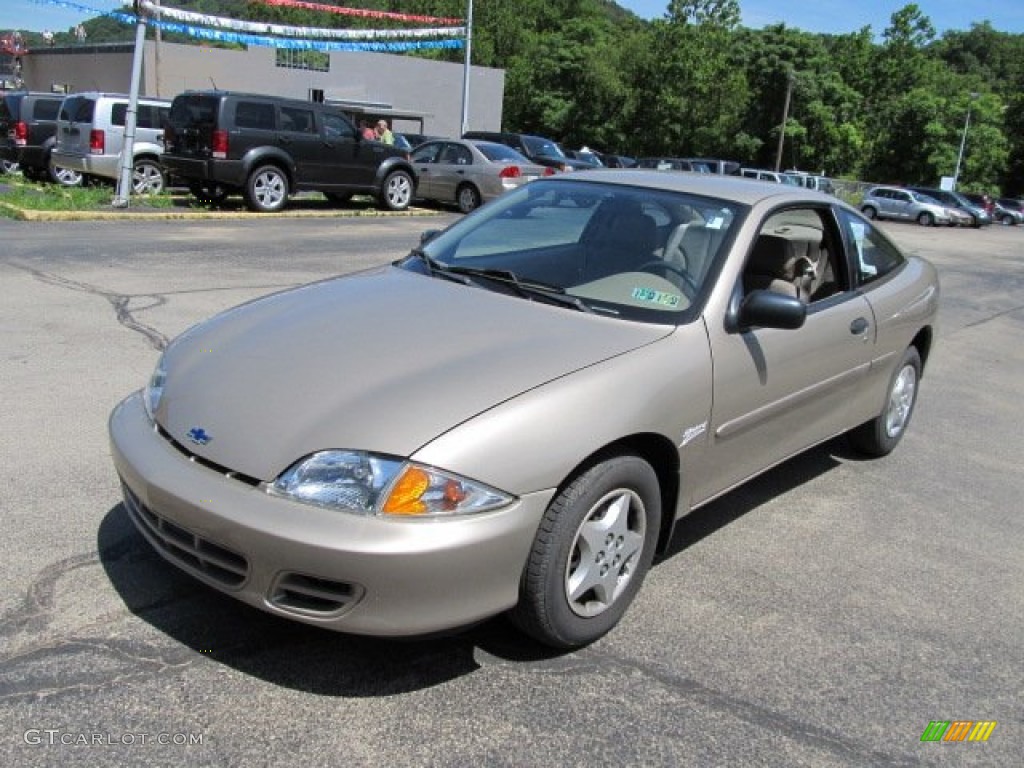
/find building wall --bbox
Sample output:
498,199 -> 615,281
22,41 -> 503,138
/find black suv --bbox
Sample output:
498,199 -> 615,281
0,91 -> 82,185
461,131 -> 594,172
162,91 -> 417,212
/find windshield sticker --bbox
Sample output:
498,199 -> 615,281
632,287 -> 681,308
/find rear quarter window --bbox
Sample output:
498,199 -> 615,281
32,99 -> 61,121
234,101 -> 276,130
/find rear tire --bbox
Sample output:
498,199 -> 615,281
245,165 -> 289,213
510,455 -> 661,649
456,183 -> 481,213
848,346 -> 921,457
861,206 -> 877,220
132,158 -> 165,195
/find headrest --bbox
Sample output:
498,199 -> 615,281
748,234 -> 800,281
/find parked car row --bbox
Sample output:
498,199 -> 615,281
861,185 -> 994,228
961,192 -> 1024,226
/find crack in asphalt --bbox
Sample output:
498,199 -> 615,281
958,302 -> 1024,331
21,267 -> 170,351
11,264 -> 298,352
474,644 -> 922,766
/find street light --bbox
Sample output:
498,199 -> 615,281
952,92 -> 979,191
773,69 -> 795,173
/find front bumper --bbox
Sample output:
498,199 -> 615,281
109,392 -> 552,636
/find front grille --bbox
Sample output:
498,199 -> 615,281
156,424 -> 261,487
122,483 -> 249,589
270,572 -> 363,617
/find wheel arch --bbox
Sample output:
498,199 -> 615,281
373,157 -> 418,191
240,147 -> 295,186
911,326 -> 934,376
551,432 -> 682,557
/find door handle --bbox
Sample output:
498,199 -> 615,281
850,317 -> 869,335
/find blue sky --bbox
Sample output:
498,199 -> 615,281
620,1 -> 1024,35
2,1 -> 1024,35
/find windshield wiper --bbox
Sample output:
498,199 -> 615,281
443,266 -> 593,312
404,248 -> 474,286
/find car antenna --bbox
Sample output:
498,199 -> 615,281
210,77 -> 218,90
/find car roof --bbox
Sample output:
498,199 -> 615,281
544,168 -> 836,206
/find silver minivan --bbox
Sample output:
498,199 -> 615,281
52,92 -> 171,194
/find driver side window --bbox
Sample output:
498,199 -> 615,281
743,208 -> 848,303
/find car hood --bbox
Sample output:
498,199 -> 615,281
158,266 -> 671,481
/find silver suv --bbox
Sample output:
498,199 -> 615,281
52,92 -> 171,194
861,186 -> 951,226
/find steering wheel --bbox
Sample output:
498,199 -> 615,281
637,260 -> 698,298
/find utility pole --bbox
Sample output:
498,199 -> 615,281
773,70 -> 794,173
113,1 -> 147,208
459,0 -> 473,136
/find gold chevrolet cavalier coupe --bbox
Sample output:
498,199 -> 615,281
109,171 -> 939,649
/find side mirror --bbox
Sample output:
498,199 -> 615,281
420,229 -> 441,245
736,289 -> 806,330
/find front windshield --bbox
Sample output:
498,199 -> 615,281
524,136 -> 565,158
399,179 -> 746,323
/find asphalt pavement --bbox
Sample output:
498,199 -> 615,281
0,215 -> 1021,767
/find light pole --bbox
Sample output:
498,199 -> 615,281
952,92 -> 978,191
773,69 -> 795,173
459,0 -> 473,136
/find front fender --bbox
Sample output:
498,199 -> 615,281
373,157 -> 418,190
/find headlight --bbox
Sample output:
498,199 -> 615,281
144,357 -> 167,421
269,450 -> 514,518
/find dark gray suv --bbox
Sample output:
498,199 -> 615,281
162,91 -> 417,212
0,91 -> 82,185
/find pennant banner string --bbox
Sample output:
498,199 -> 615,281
256,0 -> 463,26
109,11 -> 464,50
138,0 -> 464,40
26,1 -> 466,51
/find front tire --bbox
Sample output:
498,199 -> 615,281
511,455 -> 661,649
916,212 -> 934,226
49,162 -> 82,187
848,346 -> 921,457
380,169 -> 413,211
245,165 -> 289,213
